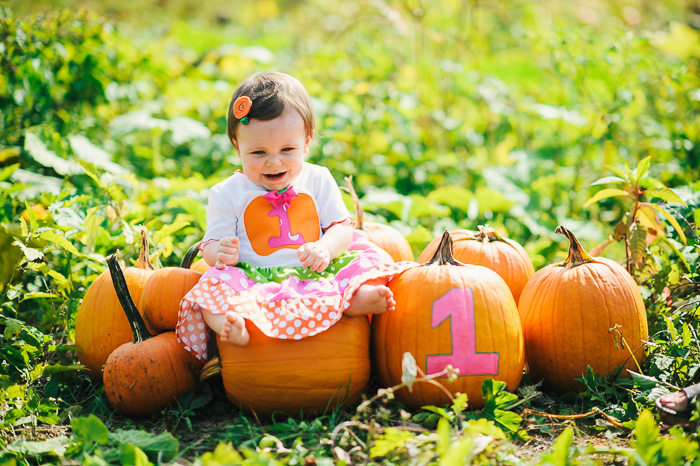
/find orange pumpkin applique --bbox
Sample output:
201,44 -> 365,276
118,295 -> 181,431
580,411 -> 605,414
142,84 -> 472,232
244,193 -> 321,256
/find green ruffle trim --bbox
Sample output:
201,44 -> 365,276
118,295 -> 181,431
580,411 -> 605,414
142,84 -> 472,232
235,250 -> 359,284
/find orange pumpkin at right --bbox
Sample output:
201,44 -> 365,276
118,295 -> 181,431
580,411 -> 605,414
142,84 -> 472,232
519,226 -> 648,394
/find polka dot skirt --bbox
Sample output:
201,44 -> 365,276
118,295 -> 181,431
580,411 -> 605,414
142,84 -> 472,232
177,234 -> 417,361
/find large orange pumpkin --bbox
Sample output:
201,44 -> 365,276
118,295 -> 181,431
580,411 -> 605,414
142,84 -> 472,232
344,177 -> 413,262
141,244 -> 203,332
216,314 -> 370,417
103,254 -> 203,417
417,226 -> 534,305
75,228 -> 155,379
519,226 -> 648,393
372,231 -> 524,409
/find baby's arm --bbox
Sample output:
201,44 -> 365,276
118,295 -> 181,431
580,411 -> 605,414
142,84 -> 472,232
202,237 -> 240,269
297,223 -> 353,272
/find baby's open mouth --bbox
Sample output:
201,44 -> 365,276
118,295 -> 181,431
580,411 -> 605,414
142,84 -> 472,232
264,172 -> 286,180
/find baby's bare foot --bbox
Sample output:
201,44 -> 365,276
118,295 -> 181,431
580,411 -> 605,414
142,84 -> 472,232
346,284 -> 395,316
220,311 -> 249,346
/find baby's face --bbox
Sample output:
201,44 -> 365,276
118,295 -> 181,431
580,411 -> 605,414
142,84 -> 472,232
235,108 -> 310,192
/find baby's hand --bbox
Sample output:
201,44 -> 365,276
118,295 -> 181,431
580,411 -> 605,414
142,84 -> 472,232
297,241 -> 331,272
216,237 -> 240,269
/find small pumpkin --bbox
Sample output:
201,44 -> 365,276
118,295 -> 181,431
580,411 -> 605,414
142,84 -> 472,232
209,314 -> 370,417
372,230 -> 524,409
417,226 -> 534,305
519,226 -> 649,393
141,243 -> 203,332
344,176 -> 413,262
75,228 -> 155,379
103,253 -> 203,417
190,259 -> 210,274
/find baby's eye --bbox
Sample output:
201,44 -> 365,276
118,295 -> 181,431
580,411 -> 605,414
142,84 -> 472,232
252,150 -> 266,155
281,147 -> 295,152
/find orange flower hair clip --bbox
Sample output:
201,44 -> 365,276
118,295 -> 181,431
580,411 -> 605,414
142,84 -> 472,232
233,96 -> 252,125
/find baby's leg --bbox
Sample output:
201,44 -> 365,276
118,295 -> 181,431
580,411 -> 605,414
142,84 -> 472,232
345,278 -> 396,316
203,310 -> 250,347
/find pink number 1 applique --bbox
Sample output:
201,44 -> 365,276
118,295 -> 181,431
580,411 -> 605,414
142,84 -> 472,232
426,287 -> 499,377
268,204 -> 306,249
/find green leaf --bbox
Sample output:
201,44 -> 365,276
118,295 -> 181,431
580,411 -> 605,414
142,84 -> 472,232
474,186 -> 515,213
590,176 -> 627,186
627,370 -> 659,389
71,415 -> 109,446
605,164 -> 630,181
111,430 -> 179,461
29,363 -> 83,381
637,204 -> 663,232
24,202 -> 39,232
78,160 -> 109,191
427,186 -> 474,213
629,224 -> 647,265
24,132 -> 81,176
25,262 -> 72,292
12,239 -> 43,262
0,163 -> 20,182
541,427 -> 574,466
631,410 -> 660,463
646,187 -> 686,205
3,436 -> 69,458
682,322 -> 692,347
481,379 -> 522,433
664,316 -> 679,341
369,427 -> 415,458
436,417 -> 451,457
168,117 -> 212,145
198,442 -> 244,464
440,434 -> 476,466
38,230 -> 84,257
69,135 -> 127,176
153,220 -> 191,246
635,156 -> 652,182
491,409 -> 522,433
118,443 -> 151,466
650,203 -> 687,245
583,188 -> 631,208
402,352 -> 417,389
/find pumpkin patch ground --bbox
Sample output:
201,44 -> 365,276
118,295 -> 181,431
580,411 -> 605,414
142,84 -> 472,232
4,2 -> 700,465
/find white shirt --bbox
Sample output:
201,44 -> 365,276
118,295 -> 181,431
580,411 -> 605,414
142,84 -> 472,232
203,162 -> 351,268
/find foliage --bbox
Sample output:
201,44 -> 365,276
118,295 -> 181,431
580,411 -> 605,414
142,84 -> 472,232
584,155 -> 690,277
1,0 -> 700,464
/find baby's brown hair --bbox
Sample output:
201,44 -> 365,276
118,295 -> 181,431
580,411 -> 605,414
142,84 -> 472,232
227,72 -> 315,147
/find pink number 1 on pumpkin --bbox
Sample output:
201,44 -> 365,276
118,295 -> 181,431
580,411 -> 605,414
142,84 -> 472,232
426,287 -> 499,376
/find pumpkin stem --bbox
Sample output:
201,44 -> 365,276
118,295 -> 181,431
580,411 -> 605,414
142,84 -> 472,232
134,226 -> 155,270
475,225 -> 505,243
199,356 -> 222,383
342,176 -> 364,230
107,253 -> 155,343
555,225 -> 595,267
423,230 -> 464,266
180,241 -> 201,268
